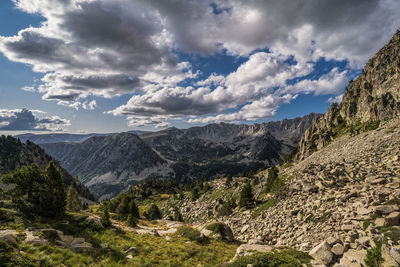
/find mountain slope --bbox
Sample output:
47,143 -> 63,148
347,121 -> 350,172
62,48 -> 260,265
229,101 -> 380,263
42,114 -> 320,199
0,135 -> 95,201
297,30 -> 400,161
41,133 -> 169,200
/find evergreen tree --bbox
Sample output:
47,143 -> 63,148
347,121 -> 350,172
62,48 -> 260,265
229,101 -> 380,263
100,206 -> 112,228
225,175 -> 232,186
173,207 -> 183,222
129,199 -> 140,218
45,161 -> 66,217
116,198 -> 130,218
239,180 -> 254,209
3,162 -> 66,218
66,185 -> 82,211
144,204 -> 162,220
265,166 -> 279,193
126,214 -> 137,227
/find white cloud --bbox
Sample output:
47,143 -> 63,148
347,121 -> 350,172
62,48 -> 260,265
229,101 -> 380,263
21,86 -> 35,92
0,108 -> 70,131
1,0 -> 400,128
328,94 -> 344,104
82,100 -> 97,110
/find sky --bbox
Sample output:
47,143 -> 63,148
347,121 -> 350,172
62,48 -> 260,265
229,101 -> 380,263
0,0 -> 399,134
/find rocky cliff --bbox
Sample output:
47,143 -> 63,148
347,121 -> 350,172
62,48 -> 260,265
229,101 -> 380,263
297,30 -> 400,161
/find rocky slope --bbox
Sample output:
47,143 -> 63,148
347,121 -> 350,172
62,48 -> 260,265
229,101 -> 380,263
42,114 -> 320,200
0,135 -> 95,201
297,30 -> 400,161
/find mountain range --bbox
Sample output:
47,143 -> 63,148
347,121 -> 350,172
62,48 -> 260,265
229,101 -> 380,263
39,113 -> 321,199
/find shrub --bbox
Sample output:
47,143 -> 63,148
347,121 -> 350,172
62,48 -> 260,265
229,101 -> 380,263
227,249 -> 311,267
218,198 -> 236,217
175,226 -> 207,244
173,207 -> 183,222
144,204 -> 162,220
365,241 -> 383,267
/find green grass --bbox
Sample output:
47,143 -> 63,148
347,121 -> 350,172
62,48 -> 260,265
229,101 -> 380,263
251,198 -> 277,218
227,248 -> 312,267
380,226 -> 400,245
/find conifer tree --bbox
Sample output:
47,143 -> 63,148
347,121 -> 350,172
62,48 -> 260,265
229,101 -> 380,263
66,185 -> 82,211
129,199 -> 140,218
239,180 -> 254,208
101,206 -> 112,228
126,214 -> 137,227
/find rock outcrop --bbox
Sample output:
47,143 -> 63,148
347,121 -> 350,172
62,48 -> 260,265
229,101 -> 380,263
297,30 -> 400,161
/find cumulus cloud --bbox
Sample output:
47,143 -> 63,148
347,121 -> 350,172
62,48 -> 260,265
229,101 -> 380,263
0,108 -> 70,131
1,0 -> 400,127
328,94 -> 344,104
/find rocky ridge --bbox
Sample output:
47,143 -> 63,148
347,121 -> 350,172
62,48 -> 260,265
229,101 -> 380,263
297,30 -> 400,161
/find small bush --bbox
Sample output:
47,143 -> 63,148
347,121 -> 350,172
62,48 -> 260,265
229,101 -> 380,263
227,248 -> 311,267
365,241 -> 383,267
175,226 -> 207,244
218,198 -> 236,217
126,214 -> 137,227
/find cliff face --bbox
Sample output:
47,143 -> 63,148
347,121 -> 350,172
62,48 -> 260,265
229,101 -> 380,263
297,30 -> 400,161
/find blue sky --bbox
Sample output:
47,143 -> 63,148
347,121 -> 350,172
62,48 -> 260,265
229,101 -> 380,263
0,0 -> 399,133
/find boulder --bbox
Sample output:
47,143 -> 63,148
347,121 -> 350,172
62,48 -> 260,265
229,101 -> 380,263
235,244 -> 273,258
391,246 -> 400,265
382,244 -> 398,267
309,241 -> 333,265
375,218 -> 387,227
385,212 -> 400,226
374,205 -> 398,215
0,230 -> 18,246
331,243 -> 345,256
339,249 -> 366,267
205,223 -> 234,242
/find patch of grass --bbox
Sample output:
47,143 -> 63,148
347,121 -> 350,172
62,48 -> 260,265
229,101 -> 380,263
365,240 -> 383,267
380,226 -> 400,245
251,198 -> 277,218
227,248 -> 312,267
175,226 -> 208,244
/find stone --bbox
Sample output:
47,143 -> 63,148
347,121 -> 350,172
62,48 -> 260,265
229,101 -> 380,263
0,230 -> 18,246
235,244 -> 273,258
375,205 -> 398,215
25,231 -> 48,246
391,246 -> 400,265
309,241 -> 333,265
71,242 -> 92,252
375,218 -> 387,227
356,207 -> 371,215
341,225 -> 354,231
331,243 -> 345,256
241,225 -> 249,234
382,244 -> 398,267
125,247 -> 137,254
247,239 -> 263,245
340,249 -> 367,267
385,212 -> 400,226
200,229 -> 213,237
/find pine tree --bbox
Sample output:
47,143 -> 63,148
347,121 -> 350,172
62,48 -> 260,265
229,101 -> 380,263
116,198 -> 130,218
144,204 -> 162,220
129,200 -> 140,218
45,161 -> 66,217
100,206 -> 112,228
126,214 -> 137,227
66,185 -> 82,211
239,180 -> 254,209
173,208 -> 183,222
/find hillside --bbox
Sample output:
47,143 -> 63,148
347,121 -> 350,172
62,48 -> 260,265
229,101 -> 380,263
42,114 -> 321,200
0,135 -> 96,201
297,30 -> 400,161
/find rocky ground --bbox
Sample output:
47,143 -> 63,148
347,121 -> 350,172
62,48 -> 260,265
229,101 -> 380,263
169,118 -> 400,266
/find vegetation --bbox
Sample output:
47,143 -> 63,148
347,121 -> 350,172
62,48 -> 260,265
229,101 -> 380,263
175,226 -> 207,244
227,248 -> 312,267
218,198 -> 237,217
239,180 -> 254,209
365,241 -> 383,267
144,204 -> 162,220
3,162 -> 66,218
265,166 -> 279,193
66,185 -> 82,211
100,206 -> 112,228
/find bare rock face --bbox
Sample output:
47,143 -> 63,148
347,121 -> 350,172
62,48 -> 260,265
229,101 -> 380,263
297,30 -> 400,161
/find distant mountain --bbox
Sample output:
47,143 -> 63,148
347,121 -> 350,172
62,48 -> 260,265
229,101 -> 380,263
41,114 -> 321,200
0,135 -> 96,201
15,130 -> 149,145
